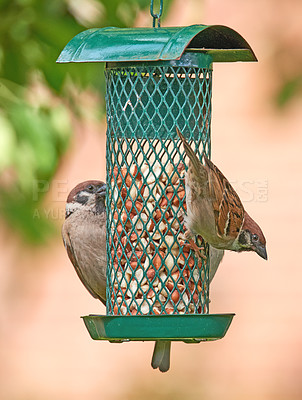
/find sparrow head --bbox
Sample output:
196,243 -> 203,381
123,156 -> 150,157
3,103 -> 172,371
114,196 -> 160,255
238,212 -> 267,260
65,180 -> 106,218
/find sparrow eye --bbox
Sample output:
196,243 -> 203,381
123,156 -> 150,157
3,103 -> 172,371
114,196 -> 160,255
252,234 -> 259,242
87,185 -> 94,192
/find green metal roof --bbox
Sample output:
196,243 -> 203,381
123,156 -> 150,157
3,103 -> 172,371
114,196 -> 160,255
57,24 -> 257,64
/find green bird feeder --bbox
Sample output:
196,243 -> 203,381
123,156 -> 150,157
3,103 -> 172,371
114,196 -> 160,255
57,1 -> 256,361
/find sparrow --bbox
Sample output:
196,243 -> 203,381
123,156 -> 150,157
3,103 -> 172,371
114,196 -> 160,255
154,128 -> 267,373
62,180 -> 107,304
176,127 -> 267,260
61,180 -> 167,372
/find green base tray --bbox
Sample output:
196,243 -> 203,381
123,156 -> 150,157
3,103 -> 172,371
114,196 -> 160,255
82,313 -> 235,343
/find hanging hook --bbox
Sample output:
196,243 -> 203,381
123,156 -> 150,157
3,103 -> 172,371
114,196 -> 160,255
150,0 -> 163,28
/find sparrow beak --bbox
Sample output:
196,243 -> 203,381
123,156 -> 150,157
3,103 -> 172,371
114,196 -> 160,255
96,184 -> 106,197
255,243 -> 268,260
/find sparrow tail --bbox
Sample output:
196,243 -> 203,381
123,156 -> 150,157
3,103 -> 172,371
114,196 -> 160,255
176,127 -> 205,178
208,246 -> 225,283
151,340 -> 171,373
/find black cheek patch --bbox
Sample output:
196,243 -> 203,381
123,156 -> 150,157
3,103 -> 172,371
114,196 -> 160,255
96,198 -> 105,214
76,194 -> 89,205
239,231 -> 248,245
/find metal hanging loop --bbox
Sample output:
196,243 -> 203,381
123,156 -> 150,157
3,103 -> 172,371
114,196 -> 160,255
150,0 -> 163,27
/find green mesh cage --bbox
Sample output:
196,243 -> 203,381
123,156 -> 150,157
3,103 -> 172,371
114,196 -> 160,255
105,60 -> 212,317
56,21 -> 259,344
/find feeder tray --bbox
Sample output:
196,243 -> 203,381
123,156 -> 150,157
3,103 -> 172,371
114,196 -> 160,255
57,22 -> 256,344
83,314 -> 235,343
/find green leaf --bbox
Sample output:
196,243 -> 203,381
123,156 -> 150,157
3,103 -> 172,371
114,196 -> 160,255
0,188 -> 56,244
0,0 -> 158,245
276,75 -> 302,108
0,112 -> 16,171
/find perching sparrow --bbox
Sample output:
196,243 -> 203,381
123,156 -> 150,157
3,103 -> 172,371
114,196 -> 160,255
176,127 -> 267,260
61,180 -> 167,372
62,180 -> 107,304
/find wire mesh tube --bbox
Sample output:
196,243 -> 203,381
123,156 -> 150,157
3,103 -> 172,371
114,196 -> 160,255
105,63 -> 212,316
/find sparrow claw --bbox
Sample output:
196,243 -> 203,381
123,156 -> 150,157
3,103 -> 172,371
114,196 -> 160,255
188,239 -> 206,260
184,230 -> 206,260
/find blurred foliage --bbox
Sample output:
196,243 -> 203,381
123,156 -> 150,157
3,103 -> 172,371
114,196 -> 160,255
276,74 -> 302,108
0,0 -> 171,244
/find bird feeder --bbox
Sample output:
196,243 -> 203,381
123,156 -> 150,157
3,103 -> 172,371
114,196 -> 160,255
57,3 -> 256,349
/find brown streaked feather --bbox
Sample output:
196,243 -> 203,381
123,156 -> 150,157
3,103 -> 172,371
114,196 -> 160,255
62,227 -> 105,304
203,154 -> 244,239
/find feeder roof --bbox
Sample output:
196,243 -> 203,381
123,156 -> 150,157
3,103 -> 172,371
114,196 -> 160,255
57,25 -> 257,64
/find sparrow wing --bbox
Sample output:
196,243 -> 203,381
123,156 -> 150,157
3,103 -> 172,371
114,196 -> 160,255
204,155 -> 244,239
62,226 -> 105,304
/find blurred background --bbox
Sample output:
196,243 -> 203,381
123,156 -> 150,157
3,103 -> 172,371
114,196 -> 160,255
1,0 -> 302,399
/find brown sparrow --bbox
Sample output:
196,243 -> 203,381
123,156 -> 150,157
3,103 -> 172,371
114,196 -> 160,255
62,181 -> 167,371
62,180 -> 107,304
176,127 -> 267,260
